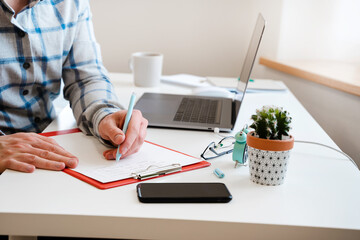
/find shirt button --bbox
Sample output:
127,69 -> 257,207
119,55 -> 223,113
23,62 -> 31,69
34,117 -> 41,124
22,89 -> 29,95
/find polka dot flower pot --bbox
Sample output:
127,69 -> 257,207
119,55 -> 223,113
246,131 -> 294,186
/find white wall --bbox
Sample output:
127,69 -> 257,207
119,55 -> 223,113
259,67 -> 360,167
90,0 -> 283,77
277,0 -> 360,62
266,0 -> 360,166
90,0 -> 360,74
89,0 -> 360,166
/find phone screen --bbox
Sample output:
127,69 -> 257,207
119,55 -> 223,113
136,183 -> 232,203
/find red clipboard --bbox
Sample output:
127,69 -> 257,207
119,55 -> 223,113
41,128 -> 211,190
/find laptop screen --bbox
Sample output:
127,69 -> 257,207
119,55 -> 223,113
236,14 -> 266,100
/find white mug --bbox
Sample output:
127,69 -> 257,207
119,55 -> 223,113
129,52 -> 163,87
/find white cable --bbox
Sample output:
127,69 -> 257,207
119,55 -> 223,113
213,127 -> 228,138
295,140 -> 359,170
211,129 -> 359,170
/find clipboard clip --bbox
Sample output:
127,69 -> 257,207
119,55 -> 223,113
131,163 -> 182,180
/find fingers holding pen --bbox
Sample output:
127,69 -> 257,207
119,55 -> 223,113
98,110 -> 126,146
119,112 -> 148,158
100,110 -> 148,160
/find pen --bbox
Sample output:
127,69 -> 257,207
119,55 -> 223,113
238,77 -> 254,82
116,92 -> 136,162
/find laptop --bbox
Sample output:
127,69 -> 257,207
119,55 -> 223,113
134,13 -> 265,132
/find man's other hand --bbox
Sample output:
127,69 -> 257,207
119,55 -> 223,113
0,133 -> 78,173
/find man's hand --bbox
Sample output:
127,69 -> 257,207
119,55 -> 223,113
0,133 -> 78,174
98,110 -> 148,160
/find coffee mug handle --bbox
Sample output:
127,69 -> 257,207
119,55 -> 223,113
129,57 -> 134,72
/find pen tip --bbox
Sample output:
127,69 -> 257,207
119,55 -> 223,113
116,146 -> 121,162
116,153 -> 121,162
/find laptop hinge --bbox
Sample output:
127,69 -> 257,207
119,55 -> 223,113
231,100 -> 240,126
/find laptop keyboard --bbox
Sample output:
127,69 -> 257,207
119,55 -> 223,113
173,97 -> 221,124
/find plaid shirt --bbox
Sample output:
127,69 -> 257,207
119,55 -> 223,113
0,0 -> 122,139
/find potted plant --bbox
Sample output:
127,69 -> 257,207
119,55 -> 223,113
247,105 -> 294,186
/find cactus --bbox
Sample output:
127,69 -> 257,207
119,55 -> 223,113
249,106 -> 292,140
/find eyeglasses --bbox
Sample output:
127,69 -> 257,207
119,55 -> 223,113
201,136 -> 235,160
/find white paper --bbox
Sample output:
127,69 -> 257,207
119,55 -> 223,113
161,74 -> 211,88
207,77 -> 287,91
248,79 -> 287,91
52,132 -> 201,183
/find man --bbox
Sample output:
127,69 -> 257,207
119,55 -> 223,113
0,0 -> 148,173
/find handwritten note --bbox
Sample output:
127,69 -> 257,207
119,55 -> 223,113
52,132 -> 201,183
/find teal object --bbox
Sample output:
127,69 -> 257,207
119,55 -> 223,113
238,77 -> 254,82
116,92 -> 137,162
232,128 -> 249,167
213,168 -> 225,178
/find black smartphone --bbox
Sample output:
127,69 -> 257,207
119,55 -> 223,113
136,182 -> 232,203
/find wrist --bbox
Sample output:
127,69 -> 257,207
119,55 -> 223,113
93,108 -> 119,138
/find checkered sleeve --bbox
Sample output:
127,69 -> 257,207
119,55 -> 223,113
62,1 -> 123,139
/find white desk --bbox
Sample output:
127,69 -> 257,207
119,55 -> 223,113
0,73 -> 359,240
